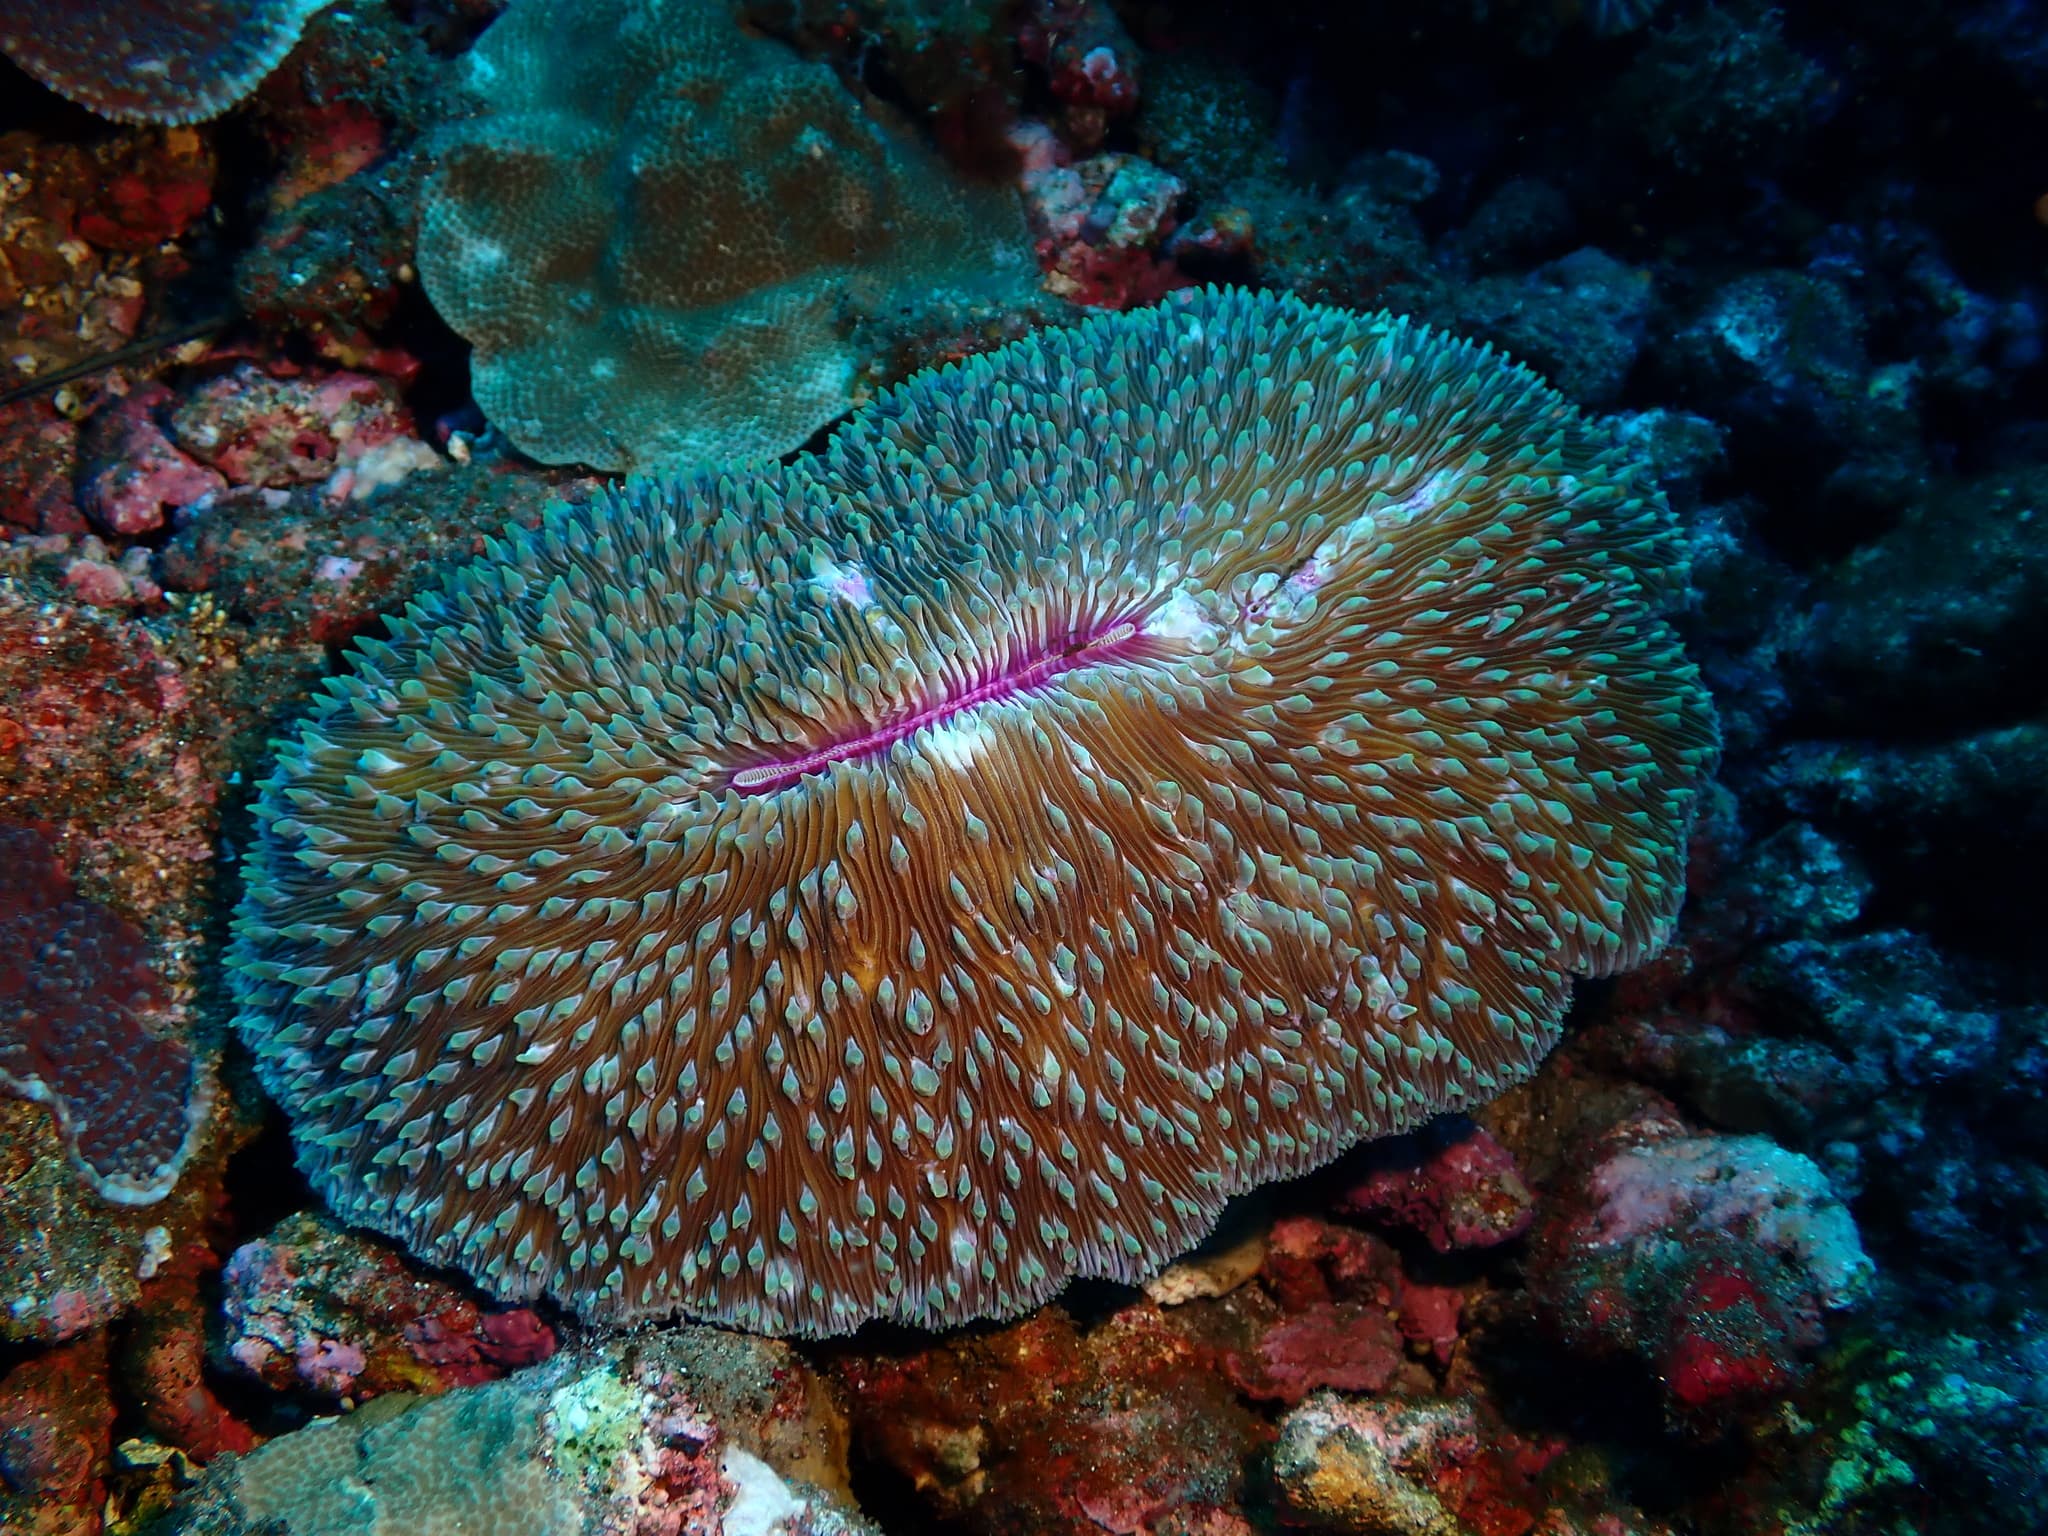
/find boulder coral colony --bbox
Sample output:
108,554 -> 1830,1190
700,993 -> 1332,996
2,0 -> 2045,1532
228,287 -> 1717,1333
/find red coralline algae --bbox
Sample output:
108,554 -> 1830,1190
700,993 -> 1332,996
0,0 -> 334,125
0,399 -> 85,536
77,384 -> 228,537
219,1211 -> 555,1402
71,134 -> 216,252
1525,1101 -> 1871,1426
0,1331 -> 117,1536
1233,1300 -> 1407,1404
1339,1120 -> 1537,1253
62,542 -> 166,610
0,822 -> 213,1205
1258,1215 -> 1405,1316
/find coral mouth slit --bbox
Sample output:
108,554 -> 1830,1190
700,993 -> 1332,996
729,618 -> 1145,793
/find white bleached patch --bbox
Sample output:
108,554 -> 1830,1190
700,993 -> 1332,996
1146,588 -> 1226,650
326,437 -> 444,503
809,557 -> 874,610
721,1448 -> 808,1536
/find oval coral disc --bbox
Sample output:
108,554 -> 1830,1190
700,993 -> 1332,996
229,287 -> 1719,1336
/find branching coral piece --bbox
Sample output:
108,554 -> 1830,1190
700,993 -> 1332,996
0,824 -> 213,1203
231,287 -> 1718,1336
0,0 -> 331,125
416,0 -> 1032,473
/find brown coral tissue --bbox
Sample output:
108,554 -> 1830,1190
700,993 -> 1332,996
230,288 -> 1720,1336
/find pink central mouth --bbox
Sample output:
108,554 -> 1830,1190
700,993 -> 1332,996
730,619 -> 1144,793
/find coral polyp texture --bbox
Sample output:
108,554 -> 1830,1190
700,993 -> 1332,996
0,824 -> 213,1204
229,287 -> 1719,1335
0,0 -> 330,125
415,0 -> 1031,474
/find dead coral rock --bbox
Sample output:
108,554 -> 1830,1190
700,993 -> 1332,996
119,1236 -> 261,1464
235,3 -> 453,353
1014,121 -> 1186,308
1271,1394 -> 1470,1536
0,584 -> 216,917
417,0 -> 1033,471
0,586 -> 254,1342
737,0 -> 1020,168
1268,1393 -> 1623,1536
1143,1225 -> 1268,1307
167,1331 -> 876,1535
157,459 -> 580,646
0,1073 -> 234,1347
1019,0 -> 1143,149
168,366 -> 412,489
1,130 -> 185,390
836,1305 -> 1260,1535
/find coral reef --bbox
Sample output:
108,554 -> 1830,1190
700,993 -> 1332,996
229,286 -> 1715,1335
417,0 -> 1033,471
1,0 -> 2045,1532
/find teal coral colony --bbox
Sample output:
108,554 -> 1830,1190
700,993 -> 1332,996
228,288 -> 1719,1336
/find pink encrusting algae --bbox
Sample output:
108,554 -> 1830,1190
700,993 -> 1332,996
228,286 -> 1719,1336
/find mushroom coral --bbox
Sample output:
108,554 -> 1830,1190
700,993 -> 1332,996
229,287 -> 1719,1336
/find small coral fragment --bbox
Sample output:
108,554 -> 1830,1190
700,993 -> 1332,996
0,0 -> 332,125
0,822 -> 212,1204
